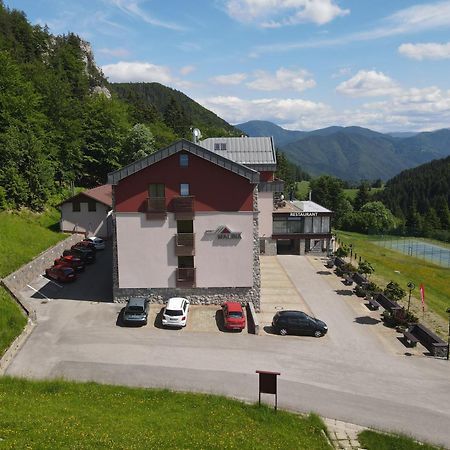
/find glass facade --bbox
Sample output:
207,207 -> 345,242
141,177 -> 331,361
273,215 -> 331,235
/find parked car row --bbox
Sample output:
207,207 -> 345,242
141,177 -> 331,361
45,237 -> 105,283
121,297 -> 247,331
121,297 -> 328,337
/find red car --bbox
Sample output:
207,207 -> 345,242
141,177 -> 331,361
222,302 -> 246,331
45,265 -> 77,282
54,255 -> 85,272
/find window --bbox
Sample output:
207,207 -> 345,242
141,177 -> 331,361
180,154 -> 189,167
178,256 -> 194,268
88,200 -> 96,212
180,183 -> 189,196
220,143 -> 226,151
148,183 -> 165,198
72,201 -> 80,212
214,143 -> 220,151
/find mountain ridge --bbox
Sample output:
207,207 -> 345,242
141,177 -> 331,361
237,120 -> 450,181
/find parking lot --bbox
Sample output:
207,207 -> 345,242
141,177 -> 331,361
7,247 -> 450,448
21,242 -> 249,335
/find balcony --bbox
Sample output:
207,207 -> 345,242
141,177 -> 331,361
172,195 -> 195,220
145,197 -> 166,219
176,267 -> 196,288
175,233 -> 195,256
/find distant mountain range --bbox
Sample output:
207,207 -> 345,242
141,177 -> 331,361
236,120 -> 450,181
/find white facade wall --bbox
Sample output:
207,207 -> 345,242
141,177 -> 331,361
60,202 -> 111,237
258,191 -> 273,238
195,212 -> 254,287
116,211 -> 254,289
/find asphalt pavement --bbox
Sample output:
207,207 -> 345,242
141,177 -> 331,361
6,254 -> 450,448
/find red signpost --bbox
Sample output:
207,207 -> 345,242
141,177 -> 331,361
256,370 -> 280,410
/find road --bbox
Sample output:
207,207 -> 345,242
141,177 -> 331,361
6,254 -> 450,448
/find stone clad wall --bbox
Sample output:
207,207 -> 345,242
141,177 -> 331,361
2,234 -> 83,292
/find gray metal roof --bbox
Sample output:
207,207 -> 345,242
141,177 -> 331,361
108,139 -> 259,185
199,137 -> 276,168
291,200 -> 332,213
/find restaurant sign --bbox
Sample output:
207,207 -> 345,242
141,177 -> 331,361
289,212 -> 318,217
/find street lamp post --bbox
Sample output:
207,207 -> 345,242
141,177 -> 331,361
446,307 -> 450,361
407,282 -> 415,313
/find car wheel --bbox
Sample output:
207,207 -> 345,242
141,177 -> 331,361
314,330 -> 323,338
279,328 -> 288,336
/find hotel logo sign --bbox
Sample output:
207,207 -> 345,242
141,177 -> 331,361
206,225 -> 242,239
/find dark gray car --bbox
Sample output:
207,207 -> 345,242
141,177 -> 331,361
272,310 -> 328,337
122,297 -> 150,326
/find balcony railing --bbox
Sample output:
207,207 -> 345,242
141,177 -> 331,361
175,233 -> 195,256
145,197 -> 166,219
172,195 -> 195,220
176,267 -> 196,288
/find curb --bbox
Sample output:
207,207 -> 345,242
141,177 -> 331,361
0,318 -> 36,375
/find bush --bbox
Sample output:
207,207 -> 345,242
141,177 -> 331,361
384,281 -> 406,303
354,285 -> 367,297
335,246 -> 349,258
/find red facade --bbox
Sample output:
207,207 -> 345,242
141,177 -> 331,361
115,152 -> 255,213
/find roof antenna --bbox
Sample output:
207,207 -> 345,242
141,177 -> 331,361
192,128 -> 201,144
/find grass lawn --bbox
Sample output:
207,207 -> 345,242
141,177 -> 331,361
0,208 -> 66,278
358,430 -> 441,450
343,187 -> 384,201
336,231 -> 450,332
0,287 -> 27,358
0,377 -> 330,450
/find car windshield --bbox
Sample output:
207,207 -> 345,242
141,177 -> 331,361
228,312 -> 242,318
165,309 -> 183,316
127,306 -> 144,313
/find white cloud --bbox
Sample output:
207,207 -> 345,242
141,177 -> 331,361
399,42 -> 450,60
199,95 -> 330,129
199,86 -> 450,132
98,47 -> 130,58
225,0 -> 349,26
102,61 -> 174,83
247,68 -> 316,91
109,0 -> 185,31
180,65 -> 196,75
336,70 -> 399,97
252,1 -> 450,55
211,73 -> 248,85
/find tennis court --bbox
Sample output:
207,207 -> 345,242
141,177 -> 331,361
373,238 -> 450,268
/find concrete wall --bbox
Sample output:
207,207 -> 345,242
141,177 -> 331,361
2,234 -> 83,292
258,191 -> 273,238
115,211 -> 254,288
60,202 -> 111,238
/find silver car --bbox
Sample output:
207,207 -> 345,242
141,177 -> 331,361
122,297 -> 149,326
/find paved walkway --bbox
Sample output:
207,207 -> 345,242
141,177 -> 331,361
258,256 -> 311,330
324,418 -> 366,449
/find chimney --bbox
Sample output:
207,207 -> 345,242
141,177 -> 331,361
309,190 -> 312,201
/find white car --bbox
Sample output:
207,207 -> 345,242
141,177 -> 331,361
83,236 -> 106,250
162,297 -> 190,327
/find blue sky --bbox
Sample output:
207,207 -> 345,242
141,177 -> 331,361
5,0 -> 450,132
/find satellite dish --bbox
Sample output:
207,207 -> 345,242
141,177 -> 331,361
192,128 -> 202,143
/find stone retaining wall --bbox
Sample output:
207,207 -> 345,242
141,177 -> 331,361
2,234 -> 83,293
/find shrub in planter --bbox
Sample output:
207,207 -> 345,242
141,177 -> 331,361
354,285 -> 367,298
341,262 -> 356,274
